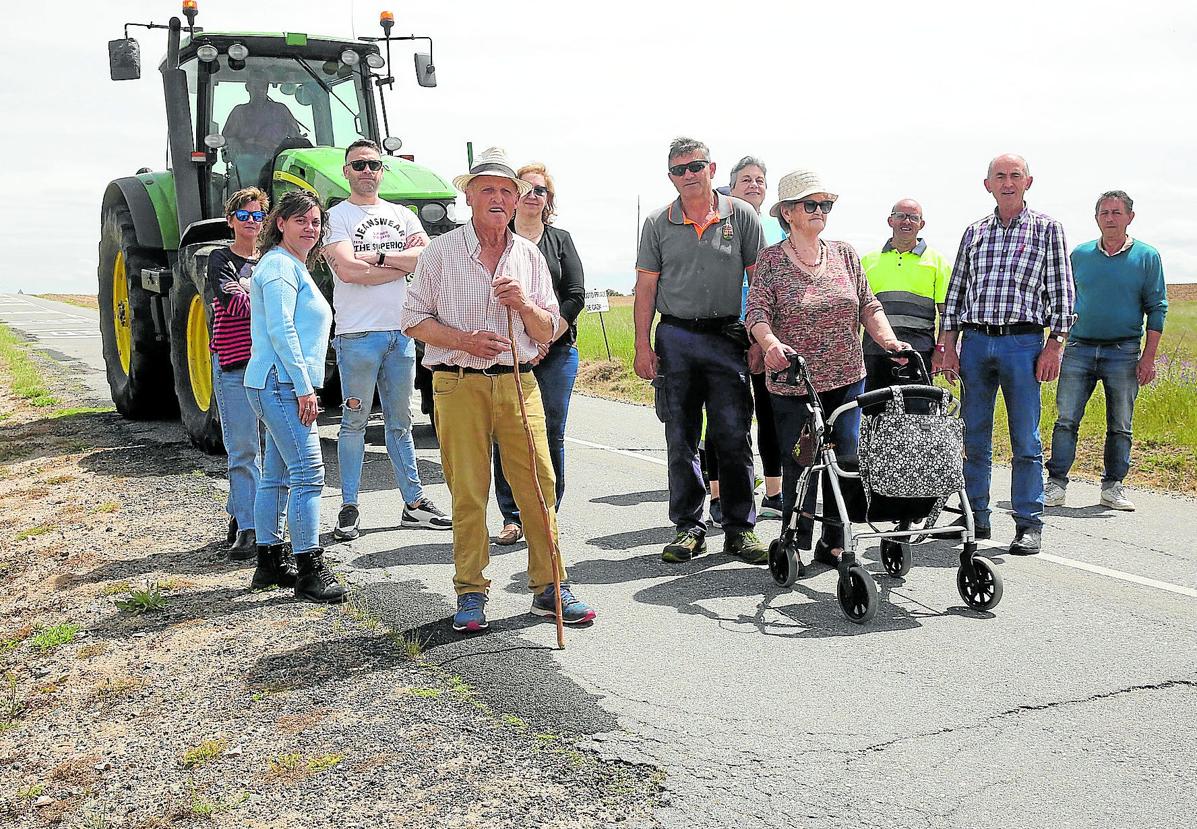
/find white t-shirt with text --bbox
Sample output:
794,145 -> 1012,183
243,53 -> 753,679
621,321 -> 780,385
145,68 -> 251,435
325,199 -> 426,335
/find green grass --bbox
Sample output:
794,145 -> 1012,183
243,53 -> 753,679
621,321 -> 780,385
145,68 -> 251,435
181,738 -> 228,769
0,324 -> 59,408
575,299 -> 1197,493
31,623 -> 79,652
115,583 -> 168,615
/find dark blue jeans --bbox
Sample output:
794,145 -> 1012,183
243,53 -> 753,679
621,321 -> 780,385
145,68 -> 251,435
959,330 -> 1045,530
1047,339 -> 1140,486
771,380 -> 863,548
493,345 -> 579,525
655,321 -> 756,534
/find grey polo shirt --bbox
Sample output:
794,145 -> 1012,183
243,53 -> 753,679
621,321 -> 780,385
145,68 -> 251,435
636,192 -> 764,319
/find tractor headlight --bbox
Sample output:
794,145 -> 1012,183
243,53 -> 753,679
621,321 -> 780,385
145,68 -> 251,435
196,44 -> 219,63
420,204 -> 447,224
227,42 -> 249,61
341,49 -> 361,67
365,53 -> 385,69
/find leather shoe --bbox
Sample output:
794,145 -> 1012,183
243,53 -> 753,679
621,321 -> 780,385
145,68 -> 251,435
1009,527 -> 1041,556
228,529 -> 257,561
494,523 -> 523,546
948,516 -> 991,540
812,539 -> 843,567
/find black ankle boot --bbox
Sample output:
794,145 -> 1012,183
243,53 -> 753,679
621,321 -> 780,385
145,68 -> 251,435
250,544 -> 298,590
229,529 -> 257,561
294,549 -> 347,604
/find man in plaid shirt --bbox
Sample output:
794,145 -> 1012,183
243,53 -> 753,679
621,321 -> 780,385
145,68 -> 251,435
933,154 -> 1075,556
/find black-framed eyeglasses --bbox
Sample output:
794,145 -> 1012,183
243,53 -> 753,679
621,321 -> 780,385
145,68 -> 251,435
526,185 -> 549,197
232,209 -> 266,222
347,159 -> 384,172
798,199 -> 834,214
668,160 -> 710,177
890,211 -> 922,222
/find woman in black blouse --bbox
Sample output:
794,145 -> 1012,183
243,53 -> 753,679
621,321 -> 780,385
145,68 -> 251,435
493,163 -> 586,545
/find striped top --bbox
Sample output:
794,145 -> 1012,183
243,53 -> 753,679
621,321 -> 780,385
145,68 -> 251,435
207,247 -> 255,369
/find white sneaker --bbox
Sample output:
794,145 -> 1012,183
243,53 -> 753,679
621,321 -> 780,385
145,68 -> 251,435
1043,480 -> 1067,507
402,497 -> 453,529
1100,482 -> 1135,511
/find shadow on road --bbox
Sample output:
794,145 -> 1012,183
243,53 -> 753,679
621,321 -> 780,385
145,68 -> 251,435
589,489 -> 670,507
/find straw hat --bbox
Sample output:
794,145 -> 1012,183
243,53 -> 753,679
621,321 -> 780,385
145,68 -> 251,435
768,170 -> 839,218
451,146 -> 533,197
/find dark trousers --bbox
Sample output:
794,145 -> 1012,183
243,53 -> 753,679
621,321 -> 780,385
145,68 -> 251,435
863,348 -> 935,392
771,380 -> 864,548
706,371 -> 783,483
655,321 -> 756,534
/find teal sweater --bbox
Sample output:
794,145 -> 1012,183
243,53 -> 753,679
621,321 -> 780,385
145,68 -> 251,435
1069,240 -> 1167,342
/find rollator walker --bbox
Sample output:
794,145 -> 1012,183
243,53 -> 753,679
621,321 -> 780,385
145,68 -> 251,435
766,352 -> 1003,624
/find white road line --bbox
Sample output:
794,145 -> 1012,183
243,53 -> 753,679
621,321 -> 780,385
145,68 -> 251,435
566,432 -> 1196,599
1037,553 -> 1197,598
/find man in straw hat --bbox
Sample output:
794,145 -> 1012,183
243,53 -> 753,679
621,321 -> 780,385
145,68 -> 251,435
634,137 -> 768,564
401,147 -> 597,633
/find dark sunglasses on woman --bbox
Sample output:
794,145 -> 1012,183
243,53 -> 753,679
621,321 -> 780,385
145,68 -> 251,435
232,209 -> 266,222
525,185 -> 549,197
348,159 -> 384,172
799,199 -> 835,214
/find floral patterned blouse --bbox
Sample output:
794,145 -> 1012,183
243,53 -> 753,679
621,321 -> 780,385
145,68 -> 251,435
745,239 -> 881,396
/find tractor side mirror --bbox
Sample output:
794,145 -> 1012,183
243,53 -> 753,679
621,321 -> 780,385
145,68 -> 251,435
413,52 -> 436,88
108,38 -> 141,81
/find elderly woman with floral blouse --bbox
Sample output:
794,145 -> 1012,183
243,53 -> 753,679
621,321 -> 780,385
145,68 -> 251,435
746,170 -> 909,571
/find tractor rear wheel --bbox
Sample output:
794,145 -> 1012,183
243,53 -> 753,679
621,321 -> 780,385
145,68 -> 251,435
97,203 -> 176,418
168,273 -> 224,454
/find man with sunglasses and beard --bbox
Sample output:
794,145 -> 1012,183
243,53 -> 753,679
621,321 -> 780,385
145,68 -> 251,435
323,139 -> 452,543
635,137 -> 768,565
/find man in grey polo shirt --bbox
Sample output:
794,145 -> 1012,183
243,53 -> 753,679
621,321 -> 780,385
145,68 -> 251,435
634,137 -> 767,564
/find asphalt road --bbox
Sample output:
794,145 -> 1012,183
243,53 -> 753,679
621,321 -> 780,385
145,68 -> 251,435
4,293 -> 1195,828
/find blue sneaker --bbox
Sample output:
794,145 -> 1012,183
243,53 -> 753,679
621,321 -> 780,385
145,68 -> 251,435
531,584 -> 596,625
452,592 -> 488,632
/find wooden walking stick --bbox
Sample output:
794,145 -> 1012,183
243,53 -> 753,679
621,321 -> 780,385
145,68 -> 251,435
507,306 -> 566,649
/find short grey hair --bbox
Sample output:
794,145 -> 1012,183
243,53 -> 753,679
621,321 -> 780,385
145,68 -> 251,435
729,156 -> 767,186
986,154 -> 1031,178
668,137 -> 709,164
1096,190 -> 1133,213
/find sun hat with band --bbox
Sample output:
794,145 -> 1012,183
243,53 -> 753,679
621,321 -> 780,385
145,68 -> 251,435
451,146 -> 533,197
768,169 -> 839,218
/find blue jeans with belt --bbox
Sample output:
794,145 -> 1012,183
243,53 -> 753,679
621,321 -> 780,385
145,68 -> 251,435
493,344 -> 579,525
959,330 -> 1045,530
1047,339 -> 1140,486
212,362 -> 261,531
246,368 -> 325,554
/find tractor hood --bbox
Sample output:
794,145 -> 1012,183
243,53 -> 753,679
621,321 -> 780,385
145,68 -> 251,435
272,147 -> 456,205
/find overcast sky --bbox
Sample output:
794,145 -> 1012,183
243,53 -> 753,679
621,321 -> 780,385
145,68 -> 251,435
1,0 -> 1194,294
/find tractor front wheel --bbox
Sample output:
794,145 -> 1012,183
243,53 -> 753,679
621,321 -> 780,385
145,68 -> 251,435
97,203 -> 176,419
168,275 -> 224,454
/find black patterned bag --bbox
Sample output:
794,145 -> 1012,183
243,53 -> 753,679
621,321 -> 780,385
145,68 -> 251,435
857,386 -> 964,499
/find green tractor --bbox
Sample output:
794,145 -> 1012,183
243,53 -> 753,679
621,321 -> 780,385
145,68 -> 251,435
99,3 -> 456,452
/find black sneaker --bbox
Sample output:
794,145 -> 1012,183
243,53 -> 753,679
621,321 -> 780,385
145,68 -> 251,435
724,530 -> 768,565
250,544 -> 297,590
758,494 -> 783,520
334,504 -> 360,541
294,549 -> 347,604
948,516 -> 991,540
708,498 -> 722,527
402,498 -> 453,530
662,528 -> 706,563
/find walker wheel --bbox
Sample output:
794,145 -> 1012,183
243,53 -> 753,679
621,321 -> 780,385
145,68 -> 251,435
880,539 -> 912,577
768,538 -> 804,587
836,565 -> 878,624
957,556 -> 1003,611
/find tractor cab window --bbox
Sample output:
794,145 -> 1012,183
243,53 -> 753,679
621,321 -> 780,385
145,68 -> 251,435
188,54 -> 371,201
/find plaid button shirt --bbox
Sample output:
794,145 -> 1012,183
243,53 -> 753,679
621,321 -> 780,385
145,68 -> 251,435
400,221 -> 560,369
942,205 -> 1075,334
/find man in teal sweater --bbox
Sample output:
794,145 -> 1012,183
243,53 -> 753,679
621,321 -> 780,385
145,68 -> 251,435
1045,190 -> 1168,511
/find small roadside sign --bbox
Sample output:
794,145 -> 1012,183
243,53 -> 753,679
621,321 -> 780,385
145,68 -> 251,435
584,289 -> 610,313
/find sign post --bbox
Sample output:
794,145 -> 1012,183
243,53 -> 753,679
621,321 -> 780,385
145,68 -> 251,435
584,288 -> 612,360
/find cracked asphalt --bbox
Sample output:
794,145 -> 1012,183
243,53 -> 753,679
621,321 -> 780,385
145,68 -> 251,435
6,294 -> 1196,828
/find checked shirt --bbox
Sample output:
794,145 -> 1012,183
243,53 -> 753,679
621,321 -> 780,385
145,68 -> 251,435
942,205 -> 1075,334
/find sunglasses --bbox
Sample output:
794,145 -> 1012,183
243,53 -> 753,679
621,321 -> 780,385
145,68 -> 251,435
890,211 -> 922,222
525,185 -> 549,197
232,209 -> 266,222
668,160 -> 710,177
796,199 -> 834,214
347,159 -> 384,172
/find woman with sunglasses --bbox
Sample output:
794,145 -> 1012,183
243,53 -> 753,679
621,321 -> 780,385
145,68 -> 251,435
746,170 -> 909,569
208,187 -> 269,560
245,190 -> 344,603
492,163 -> 586,546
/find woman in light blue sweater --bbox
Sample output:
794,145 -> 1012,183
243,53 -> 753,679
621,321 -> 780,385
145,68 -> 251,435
245,191 -> 343,603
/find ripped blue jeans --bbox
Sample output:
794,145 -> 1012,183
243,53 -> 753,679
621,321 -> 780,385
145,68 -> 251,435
333,329 -> 424,507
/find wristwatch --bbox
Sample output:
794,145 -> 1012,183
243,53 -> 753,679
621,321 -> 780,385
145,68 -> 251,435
1049,332 -> 1066,344
377,251 -> 386,266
